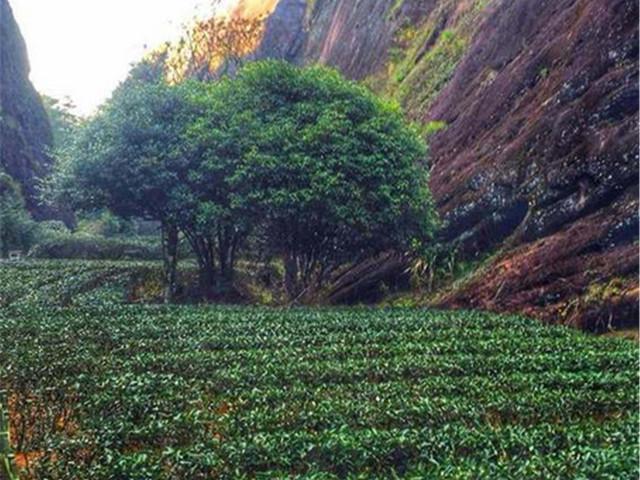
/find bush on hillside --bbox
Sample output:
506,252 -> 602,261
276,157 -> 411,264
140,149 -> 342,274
29,233 -> 161,261
0,173 -> 38,257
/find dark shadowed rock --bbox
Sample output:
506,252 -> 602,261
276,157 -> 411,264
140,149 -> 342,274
0,0 -> 56,220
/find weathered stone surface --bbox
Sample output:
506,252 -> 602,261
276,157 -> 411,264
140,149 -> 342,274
254,0 -> 639,328
302,0 -> 399,79
0,0 -> 55,219
420,0 -> 639,328
253,0 -> 307,63
438,187 -> 639,331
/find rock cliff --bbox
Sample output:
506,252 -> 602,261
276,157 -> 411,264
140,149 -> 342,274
0,0 -> 54,219
255,0 -> 639,329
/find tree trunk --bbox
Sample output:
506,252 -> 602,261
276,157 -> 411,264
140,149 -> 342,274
161,222 -> 179,304
217,247 -> 235,295
194,241 -> 216,300
198,264 -> 216,299
0,238 -> 7,259
284,252 -> 303,301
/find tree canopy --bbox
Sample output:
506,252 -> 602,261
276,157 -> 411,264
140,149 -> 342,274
220,61 -> 438,297
51,77 -> 204,300
52,60 -> 437,302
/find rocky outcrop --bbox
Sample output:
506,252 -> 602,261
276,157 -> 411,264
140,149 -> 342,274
0,0 -> 54,219
418,0 -> 639,329
303,0 -> 400,79
253,0 -> 307,62
253,0 -> 639,328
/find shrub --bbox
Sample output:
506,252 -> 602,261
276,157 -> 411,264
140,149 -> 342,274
29,234 -> 161,261
0,173 -> 37,257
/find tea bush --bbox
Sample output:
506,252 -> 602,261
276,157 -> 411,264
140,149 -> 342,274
0,299 -> 636,479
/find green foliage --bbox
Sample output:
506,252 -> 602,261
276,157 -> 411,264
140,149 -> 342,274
422,120 -> 448,139
396,29 -> 466,115
538,66 -> 550,80
38,220 -> 70,236
47,75 -> 208,301
0,260 -> 165,308
41,95 -> 82,150
51,79 -> 198,222
559,277 -> 636,331
0,303 -> 636,478
0,258 -> 282,309
29,234 -> 161,261
76,209 -> 134,238
407,243 -> 487,294
0,173 -> 37,257
217,61 -> 438,297
387,0 -> 405,19
32,212 -> 160,262
408,243 -> 458,292
173,78 -> 260,290
383,0 -> 491,118
305,0 -> 319,18
0,390 -> 19,480
53,61 -> 437,300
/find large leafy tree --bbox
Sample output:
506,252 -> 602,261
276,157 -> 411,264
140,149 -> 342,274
52,60 -> 437,303
210,61 -> 438,299
50,73 -> 250,300
52,77 -> 202,301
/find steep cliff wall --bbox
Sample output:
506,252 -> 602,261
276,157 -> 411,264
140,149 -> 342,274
255,0 -> 639,329
418,0 -> 638,330
0,0 -> 53,219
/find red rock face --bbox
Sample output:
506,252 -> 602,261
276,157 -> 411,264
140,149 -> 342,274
423,0 -> 639,328
257,0 -> 638,328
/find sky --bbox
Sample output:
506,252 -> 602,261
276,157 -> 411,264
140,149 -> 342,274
10,0 -> 240,116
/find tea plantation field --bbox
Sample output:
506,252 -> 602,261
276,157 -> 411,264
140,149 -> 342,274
0,262 -> 638,479
0,260 -> 160,308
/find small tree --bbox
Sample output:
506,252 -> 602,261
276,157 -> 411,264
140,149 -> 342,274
41,95 -> 82,151
223,61 -> 438,300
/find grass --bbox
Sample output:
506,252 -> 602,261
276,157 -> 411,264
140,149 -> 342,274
0,260 -> 637,478
395,29 -> 467,116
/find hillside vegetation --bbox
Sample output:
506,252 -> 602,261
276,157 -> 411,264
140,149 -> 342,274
0,260 -> 160,308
